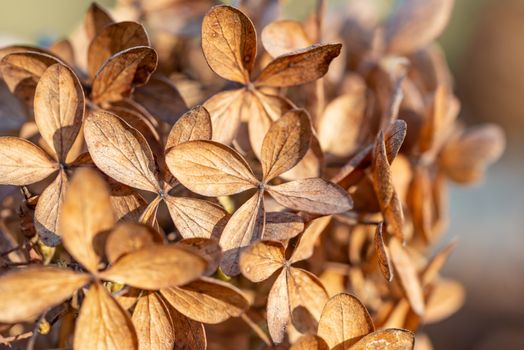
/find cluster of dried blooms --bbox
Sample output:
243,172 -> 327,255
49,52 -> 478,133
0,0 -> 505,349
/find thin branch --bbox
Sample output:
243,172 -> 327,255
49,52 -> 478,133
241,313 -> 272,347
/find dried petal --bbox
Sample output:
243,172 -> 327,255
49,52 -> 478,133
34,63 -> 84,161
261,20 -> 311,58
290,215 -> 331,263
264,212 -> 304,241
375,222 -> 394,282
201,5 -> 256,83
132,293 -> 175,350
0,267 -> 89,323
74,283 -> 138,350
267,178 -> 353,214
60,168 -> 115,273
165,105 -> 212,151
267,269 -> 290,343
35,170 -> 68,246
350,329 -> 414,350
105,223 -> 161,264
240,240 -> 285,282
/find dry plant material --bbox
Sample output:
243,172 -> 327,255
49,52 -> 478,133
0,1 -> 506,349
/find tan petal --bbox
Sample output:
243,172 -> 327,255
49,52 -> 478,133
267,178 -> 353,214
168,303 -> 207,350
264,212 -> 304,241
267,269 -> 290,344
84,109 -> 161,193
34,170 -> 68,246
87,21 -> 150,79
318,90 -> 366,159
240,240 -> 285,282
91,46 -> 157,104
349,329 -> 414,350
423,279 -> 465,324
421,240 -> 458,287
290,215 -> 331,263
176,238 -> 222,276
160,277 -> 248,324
100,245 -> 207,290
74,283 -> 138,350
165,105 -> 212,151
110,183 -> 148,223
291,335 -> 330,350
201,5 -> 256,83
0,137 -> 57,185
204,89 -> 245,145
280,134 -> 324,180
247,90 -> 294,159
0,267 -> 89,323
60,168 -> 115,273
287,267 -> 329,335
34,63 -> 84,161
441,124 -> 505,184
255,44 -> 342,87
374,222 -> 394,282
84,3 -> 114,42
49,39 -> 75,67
0,51 -> 59,105
105,222 -> 161,264
166,140 -> 257,197
134,76 -> 187,125
132,293 -> 175,350
219,191 -> 265,276
317,293 -> 375,349
261,20 -> 311,58
261,109 -> 312,181
385,0 -> 455,55
389,238 -> 425,316
165,196 -> 227,239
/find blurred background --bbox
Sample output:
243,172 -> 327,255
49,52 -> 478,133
0,0 -> 522,349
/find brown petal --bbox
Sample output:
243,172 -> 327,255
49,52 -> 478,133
374,222 -> 394,282
290,215 -> 331,263
267,178 -> 353,214
91,46 -> 157,104
34,63 -> 84,161
168,303 -> 207,350
0,137 -> 57,185
388,238 -> 425,316
164,196 -> 227,239
84,3 -> 114,42
87,21 -> 150,79
165,105 -> 212,151
287,267 -> 329,335
385,0 -> 455,55
0,51 -> 59,105
254,44 -> 342,87
261,109 -> 312,181
291,335 -> 329,350
60,168 -> 115,273
349,329 -> 414,350
74,283 -> 138,350
440,124 -> 505,184
423,279 -> 465,324
132,293 -> 175,350
318,90 -> 366,159
0,267 -> 90,323
34,170 -> 68,246
201,5 -> 256,83
421,240 -> 458,287
49,39 -> 75,69
240,240 -> 285,282
261,20 -> 311,58
84,110 -> 161,193
248,91 -> 294,159
204,89 -> 245,145
317,293 -> 375,349
220,191 -> 265,276
105,222 -> 161,264
134,76 -> 187,125
160,277 -> 249,324
264,212 -> 304,241
110,182 -> 148,223
267,269 -> 290,343
176,238 -> 222,276
0,79 -> 26,131
166,140 -> 257,197
99,245 -> 207,290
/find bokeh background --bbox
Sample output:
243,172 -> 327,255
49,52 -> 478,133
0,0 -> 522,349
